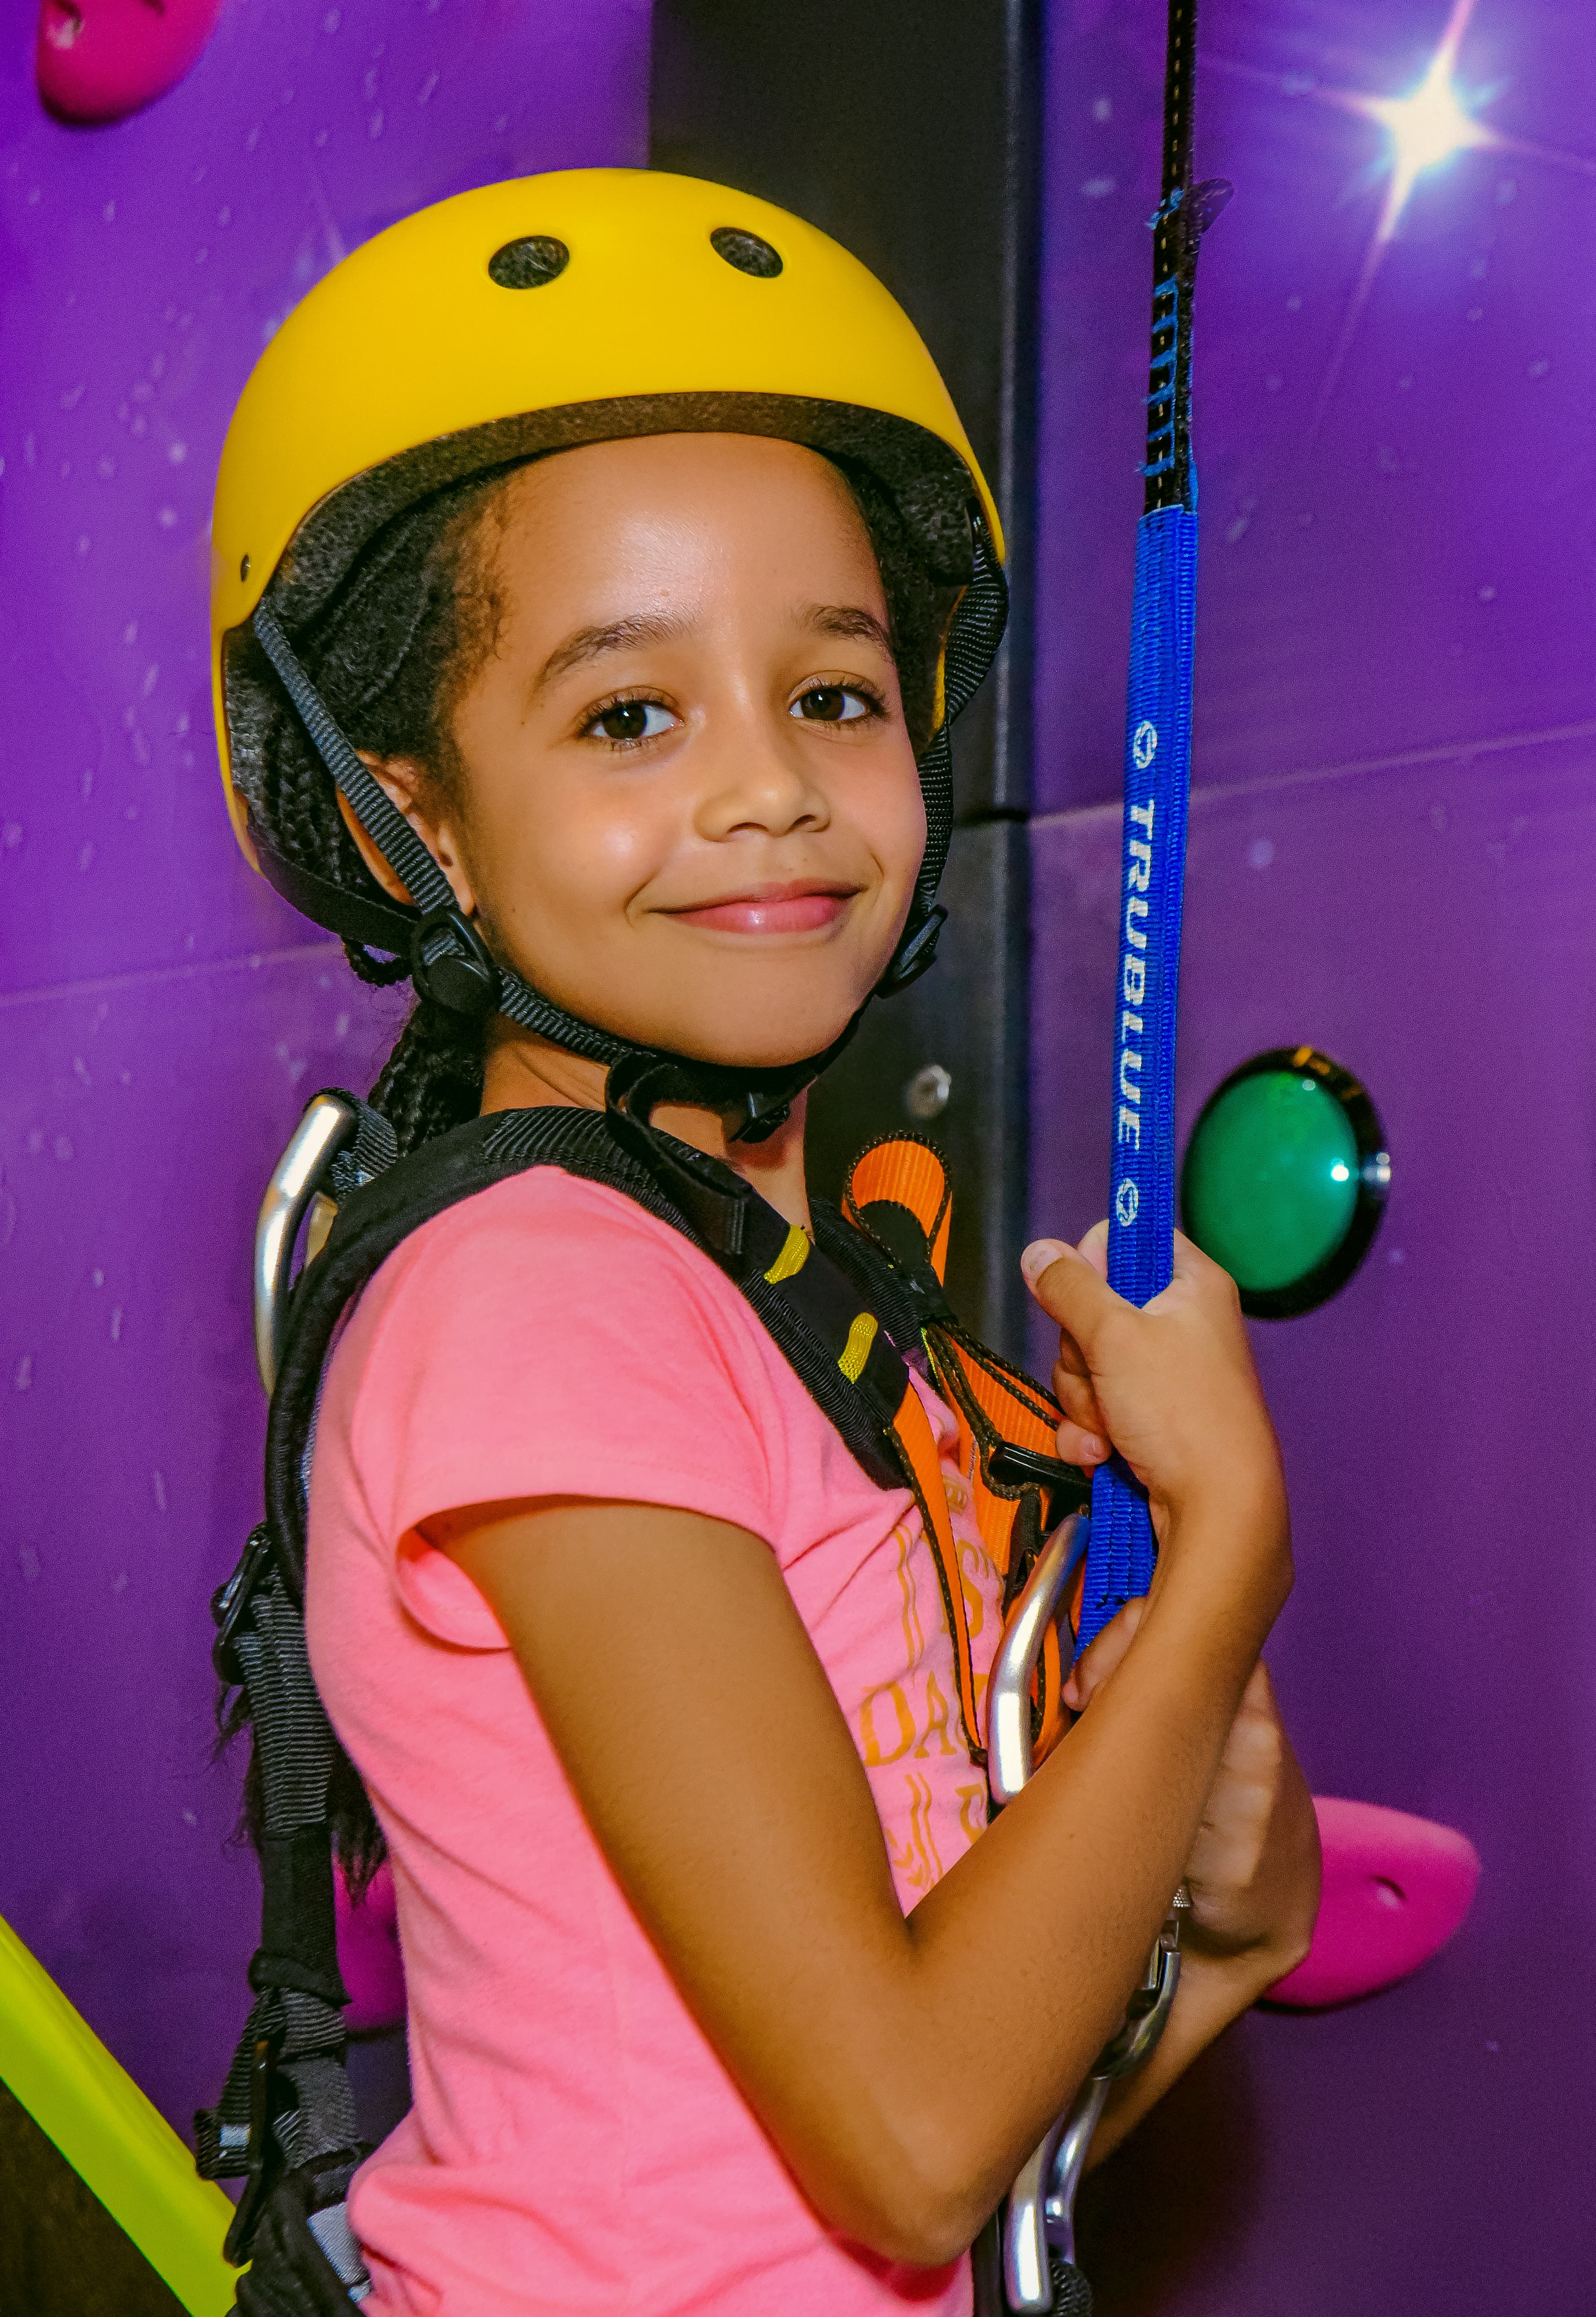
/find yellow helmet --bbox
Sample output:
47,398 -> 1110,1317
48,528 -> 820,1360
212,168 -> 1007,1087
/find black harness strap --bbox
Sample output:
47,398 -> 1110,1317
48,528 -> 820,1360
260,1104 -> 920,1599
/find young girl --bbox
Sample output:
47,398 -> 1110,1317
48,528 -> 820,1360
211,171 -> 1319,2315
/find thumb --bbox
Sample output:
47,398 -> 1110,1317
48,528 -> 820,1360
1021,1236 -> 1123,1351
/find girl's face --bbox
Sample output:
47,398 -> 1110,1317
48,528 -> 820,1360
376,432 -> 929,1070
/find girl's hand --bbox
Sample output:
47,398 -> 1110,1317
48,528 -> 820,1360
1021,1223 -> 1284,1538
1064,1602 -> 1320,1983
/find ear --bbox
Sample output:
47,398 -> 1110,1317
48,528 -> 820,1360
335,756 -> 480,918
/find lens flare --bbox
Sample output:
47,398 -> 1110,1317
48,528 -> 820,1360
1305,0 -> 1495,429
1356,4 -> 1493,242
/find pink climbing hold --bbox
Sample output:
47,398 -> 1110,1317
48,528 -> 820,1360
1267,1794 -> 1480,2009
36,0 -> 224,127
335,1861 -> 406,2037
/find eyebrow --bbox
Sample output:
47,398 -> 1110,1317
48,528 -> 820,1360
530,600 -> 895,700
531,611 -> 696,696
801,603 -> 895,656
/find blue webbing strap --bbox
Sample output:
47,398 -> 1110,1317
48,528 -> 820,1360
1074,0 -> 1225,1654
1079,501 -> 1197,1647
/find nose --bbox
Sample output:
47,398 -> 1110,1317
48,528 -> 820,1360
691,702 -> 830,843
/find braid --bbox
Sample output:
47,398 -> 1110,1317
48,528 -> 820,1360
371,999 -> 487,1158
236,466 -> 521,1146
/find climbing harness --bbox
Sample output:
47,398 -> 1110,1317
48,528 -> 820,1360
201,1094 -> 1090,2307
1078,0 -> 1231,1653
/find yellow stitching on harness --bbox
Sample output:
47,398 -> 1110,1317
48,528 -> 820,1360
764,1225 -> 811,1284
839,1313 -> 879,1381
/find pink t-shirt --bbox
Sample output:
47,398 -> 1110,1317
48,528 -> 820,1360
306,1167 -> 1003,2317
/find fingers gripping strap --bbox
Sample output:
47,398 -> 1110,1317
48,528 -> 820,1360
1080,502 -> 1197,1650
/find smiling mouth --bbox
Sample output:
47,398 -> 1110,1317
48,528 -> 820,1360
665,882 -> 859,935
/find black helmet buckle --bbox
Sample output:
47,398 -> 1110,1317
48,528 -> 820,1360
410,904 -> 500,1017
877,904 -> 947,998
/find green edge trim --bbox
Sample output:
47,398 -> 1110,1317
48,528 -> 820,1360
0,1913 -> 239,2314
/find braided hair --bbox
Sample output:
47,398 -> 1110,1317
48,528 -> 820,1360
233,466 -> 518,1160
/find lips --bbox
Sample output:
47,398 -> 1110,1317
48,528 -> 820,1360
665,882 -> 857,935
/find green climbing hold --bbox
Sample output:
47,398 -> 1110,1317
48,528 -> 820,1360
1183,1069 -> 1361,1296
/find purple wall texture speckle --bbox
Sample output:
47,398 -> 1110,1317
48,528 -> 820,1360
0,0 -> 650,2142
1034,2 -> 1596,2308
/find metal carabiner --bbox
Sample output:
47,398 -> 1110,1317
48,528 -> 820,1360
988,1513 -> 1086,1807
989,1519 -> 1187,2314
254,1091 -> 358,1395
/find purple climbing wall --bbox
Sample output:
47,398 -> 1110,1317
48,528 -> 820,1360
4,0 -> 1590,2296
0,0 -> 651,2139
1032,1 -> 1596,2309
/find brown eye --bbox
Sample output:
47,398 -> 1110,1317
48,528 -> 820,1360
585,700 -> 674,744
794,685 -> 868,725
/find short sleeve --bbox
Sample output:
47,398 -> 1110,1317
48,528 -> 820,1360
333,1173 -> 780,1646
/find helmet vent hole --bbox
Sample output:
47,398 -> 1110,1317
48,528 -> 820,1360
488,235 -> 570,290
710,227 -> 783,279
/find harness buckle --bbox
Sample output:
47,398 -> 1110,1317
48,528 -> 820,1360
410,902 -> 499,1017
211,1523 -> 275,1686
727,1085 -> 795,1144
877,902 -> 946,996
222,2026 -> 288,2263
986,1441 -> 1089,1533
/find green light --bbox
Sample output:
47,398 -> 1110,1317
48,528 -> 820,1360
1183,1071 -> 1361,1294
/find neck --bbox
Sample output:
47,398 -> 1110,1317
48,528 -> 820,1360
479,1024 -> 814,1232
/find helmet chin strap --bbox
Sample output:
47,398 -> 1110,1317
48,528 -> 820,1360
251,603 -> 922,1145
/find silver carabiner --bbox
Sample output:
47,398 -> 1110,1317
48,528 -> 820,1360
253,1092 -> 358,1395
991,1521 -> 1187,2313
988,1513 -> 1086,1807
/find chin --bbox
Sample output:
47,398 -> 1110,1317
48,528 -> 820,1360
653,994 -> 865,1074
680,1023 -> 856,1072
529,950 -> 889,1075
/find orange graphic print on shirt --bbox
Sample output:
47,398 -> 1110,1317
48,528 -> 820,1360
855,1462 -> 1004,1907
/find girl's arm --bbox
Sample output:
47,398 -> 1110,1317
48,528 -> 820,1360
1071,1634 -> 1319,2164
432,1231 -> 1308,2265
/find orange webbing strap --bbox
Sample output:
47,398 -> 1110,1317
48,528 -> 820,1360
921,1337 -> 1080,1769
844,1136 -> 953,1284
887,1373 -> 985,1763
845,1137 -> 1088,1774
